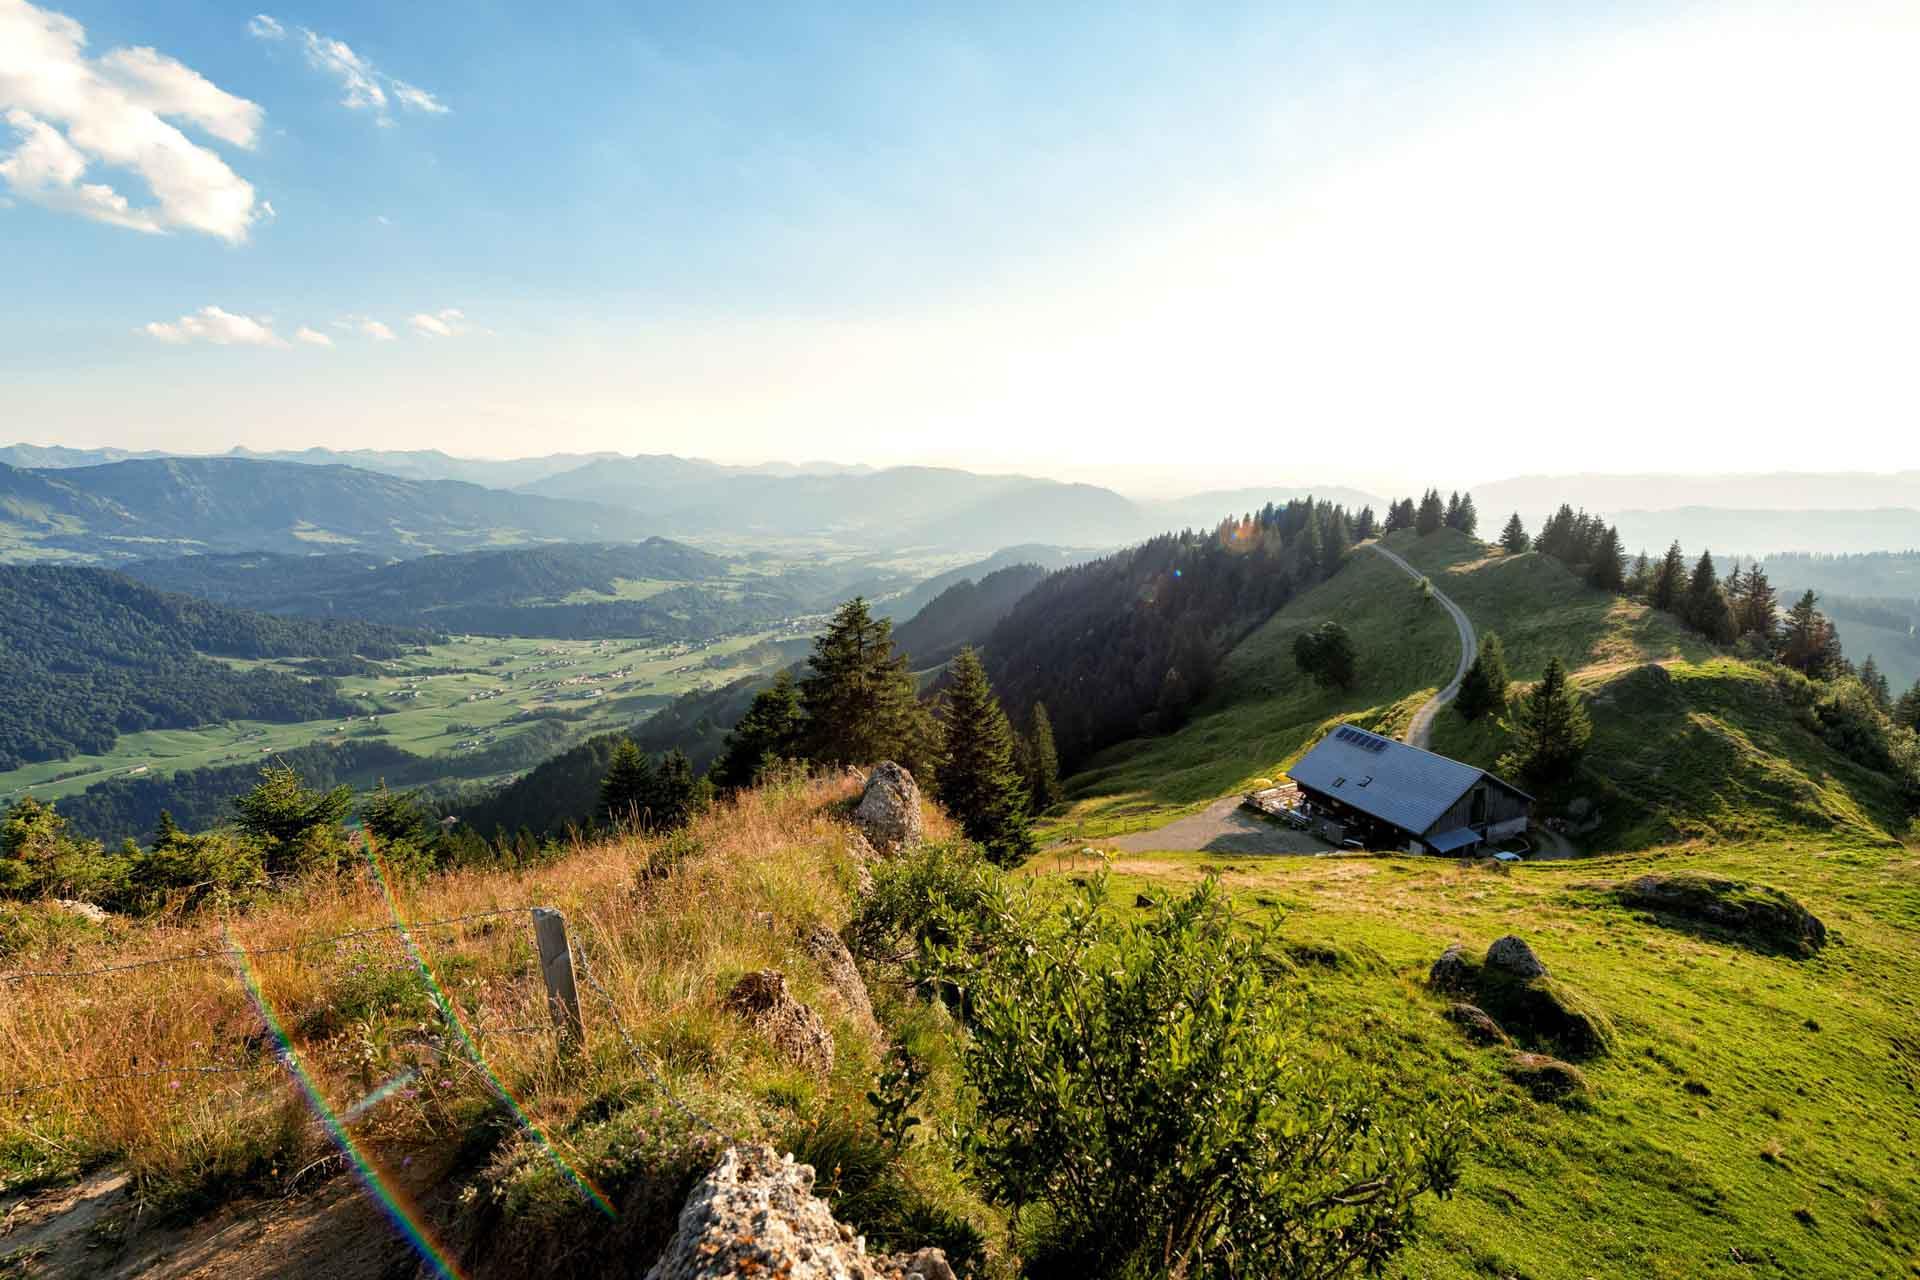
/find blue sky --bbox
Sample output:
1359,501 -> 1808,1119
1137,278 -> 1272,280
3,0 -> 1917,485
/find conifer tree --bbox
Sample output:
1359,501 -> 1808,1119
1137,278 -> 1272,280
363,781 -> 434,849
1860,657 -> 1892,712
1381,499 -> 1410,534
1781,590 -> 1844,677
936,648 -> 1033,865
1499,512 -> 1530,554
1027,702 -> 1063,812
1443,491 -> 1462,529
1353,505 -> 1377,541
1627,551 -> 1652,598
1651,541 -> 1687,612
800,597 -> 938,777
712,670 -> 805,789
651,749 -> 697,829
1587,526 -> 1626,592
1895,680 -> 1920,732
1506,657 -> 1592,783
599,738 -> 656,827
1293,621 -> 1358,690
1448,492 -> 1478,537
233,763 -> 352,873
1738,563 -> 1778,640
1415,489 -> 1445,536
1454,632 -> 1510,722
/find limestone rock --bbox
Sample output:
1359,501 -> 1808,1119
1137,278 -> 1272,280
724,970 -> 835,1074
645,1144 -> 956,1280
51,899 -> 110,924
1485,934 -> 1548,979
855,762 -> 923,855
1428,943 -> 1475,992
801,921 -> 879,1038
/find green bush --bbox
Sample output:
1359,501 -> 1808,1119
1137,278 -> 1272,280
0,796 -> 126,903
961,873 -> 1468,1278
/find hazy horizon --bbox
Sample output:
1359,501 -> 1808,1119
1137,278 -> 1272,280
6,0 -> 1917,477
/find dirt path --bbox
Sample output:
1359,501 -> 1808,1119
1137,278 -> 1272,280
1103,795 -> 1333,855
1365,543 -> 1475,749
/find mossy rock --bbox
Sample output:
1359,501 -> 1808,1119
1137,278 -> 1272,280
1475,970 -> 1615,1060
1276,938 -> 1387,975
1505,1052 -> 1591,1103
1614,872 -> 1827,957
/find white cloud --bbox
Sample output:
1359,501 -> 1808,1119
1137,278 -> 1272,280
409,307 -> 469,338
246,14 -> 284,41
139,305 -> 286,347
283,24 -> 448,124
293,326 -> 331,346
359,318 -> 395,341
0,0 -> 265,241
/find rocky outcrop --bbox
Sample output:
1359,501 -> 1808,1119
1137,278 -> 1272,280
51,898 -> 111,924
801,922 -> 879,1038
1428,943 -> 1475,993
723,970 -> 835,1074
1443,1002 -> 1509,1046
1504,1052 -> 1590,1103
644,1145 -> 956,1280
1615,873 -> 1827,957
1485,935 -> 1548,979
854,763 -> 923,855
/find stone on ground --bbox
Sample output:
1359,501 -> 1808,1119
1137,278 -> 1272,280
1485,934 -> 1549,979
854,762 -> 924,855
723,970 -> 835,1074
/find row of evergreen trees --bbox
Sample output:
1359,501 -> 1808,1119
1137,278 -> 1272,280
705,599 -> 1056,863
1374,489 -> 1479,539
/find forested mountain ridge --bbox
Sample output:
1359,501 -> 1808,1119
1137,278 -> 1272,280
122,540 -> 730,615
0,457 -> 658,562
0,565 -> 431,771
890,563 -> 1049,669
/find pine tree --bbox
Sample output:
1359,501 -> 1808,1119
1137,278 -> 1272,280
1587,526 -> 1626,592
1895,680 -> 1920,732
1381,499 -> 1411,534
1353,505 -> 1377,541
650,749 -> 697,830
936,648 -> 1033,865
713,670 -> 805,789
1499,512 -> 1530,554
599,738 -> 656,827
1627,551 -> 1652,598
1451,492 -> 1478,537
1739,563 -> 1778,640
1507,657 -> 1592,783
1859,656 -> 1892,712
800,597 -> 938,776
1651,541 -> 1687,612
1027,702 -> 1063,812
1443,491 -> 1462,530
233,763 -> 353,873
1780,590 -> 1844,678
1415,489 -> 1445,536
1683,551 -> 1720,631
1454,632 -> 1510,722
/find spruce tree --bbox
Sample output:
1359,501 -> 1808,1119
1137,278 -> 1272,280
1859,657 -> 1892,712
1027,702 -> 1064,812
1780,590 -> 1844,677
936,648 -> 1034,865
1651,541 -> 1687,612
1353,505 -> 1377,541
599,738 -> 656,827
1451,492 -> 1478,537
1454,632 -> 1510,722
1895,680 -> 1920,732
1415,489 -> 1445,536
1587,526 -> 1626,592
1739,564 -> 1778,640
800,597 -> 938,776
1443,491 -> 1462,530
650,749 -> 697,829
1507,657 -> 1592,783
1499,513 -> 1530,554
1684,551 -> 1721,632
1628,551 -> 1652,598
713,670 -> 805,789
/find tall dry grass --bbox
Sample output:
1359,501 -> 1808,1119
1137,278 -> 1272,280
0,773 -> 942,1212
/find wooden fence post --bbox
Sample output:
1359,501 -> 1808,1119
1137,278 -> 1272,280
532,908 -> 584,1050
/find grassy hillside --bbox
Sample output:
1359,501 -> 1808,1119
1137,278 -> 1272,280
1043,529 -> 1722,843
1085,831 -> 1920,1278
1029,528 -> 1920,1276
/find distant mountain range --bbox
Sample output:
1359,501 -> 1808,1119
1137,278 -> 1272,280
0,457 -> 657,561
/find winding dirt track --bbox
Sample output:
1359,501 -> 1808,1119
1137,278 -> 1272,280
1365,543 -> 1476,749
